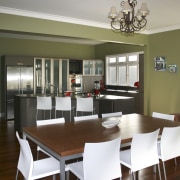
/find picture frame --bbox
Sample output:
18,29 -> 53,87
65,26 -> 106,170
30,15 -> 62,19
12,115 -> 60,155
154,56 -> 166,71
168,64 -> 177,73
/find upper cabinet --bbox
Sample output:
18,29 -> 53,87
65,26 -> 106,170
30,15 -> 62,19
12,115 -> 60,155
34,57 -> 69,94
83,60 -> 104,76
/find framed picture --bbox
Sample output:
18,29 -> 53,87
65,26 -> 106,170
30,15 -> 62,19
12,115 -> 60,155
154,56 -> 166,71
168,64 -> 177,73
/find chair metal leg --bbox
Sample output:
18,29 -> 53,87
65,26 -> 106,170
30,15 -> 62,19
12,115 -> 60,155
157,163 -> 162,180
15,169 -> 19,180
162,161 -> 167,180
153,164 -> 156,173
36,110 -> 38,120
175,158 -> 177,166
70,111 -> 71,122
52,174 -> 56,180
37,149 -> 40,160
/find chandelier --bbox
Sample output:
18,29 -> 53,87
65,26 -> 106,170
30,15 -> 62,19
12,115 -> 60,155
108,0 -> 149,34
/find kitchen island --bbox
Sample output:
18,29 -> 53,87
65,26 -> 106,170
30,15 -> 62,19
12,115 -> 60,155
14,94 -> 135,133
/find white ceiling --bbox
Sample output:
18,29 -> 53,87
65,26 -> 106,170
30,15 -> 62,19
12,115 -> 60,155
0,0 -> 180,44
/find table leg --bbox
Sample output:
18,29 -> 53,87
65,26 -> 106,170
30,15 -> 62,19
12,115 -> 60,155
60,157 -> 66,180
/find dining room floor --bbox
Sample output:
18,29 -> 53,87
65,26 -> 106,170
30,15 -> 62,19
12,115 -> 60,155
1,118 -> 180,180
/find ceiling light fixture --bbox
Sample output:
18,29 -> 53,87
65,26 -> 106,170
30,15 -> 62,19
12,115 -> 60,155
108,0 -> 149,34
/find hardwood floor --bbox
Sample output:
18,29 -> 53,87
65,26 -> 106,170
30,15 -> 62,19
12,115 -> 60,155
1,119 -> 180,180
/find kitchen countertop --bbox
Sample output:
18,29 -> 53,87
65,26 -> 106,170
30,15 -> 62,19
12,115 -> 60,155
15,93 -> 134,100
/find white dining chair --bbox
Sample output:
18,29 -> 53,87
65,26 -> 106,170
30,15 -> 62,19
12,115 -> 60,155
36,118 -> 65,159
76,97 -> 94,116
101,111 -> 122,118
55,96 -> 74,122
120,129 -> 161,180
74,114 -> 98,121
36,96 -> 52,120
15,131 -> 67,180
158,126 -> 180,180
67,137 -> 122,180
152,111 -> 175,162
152,112 -> 174,121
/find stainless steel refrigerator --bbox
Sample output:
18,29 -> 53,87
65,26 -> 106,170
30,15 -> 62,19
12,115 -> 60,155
6,66 -> 34,119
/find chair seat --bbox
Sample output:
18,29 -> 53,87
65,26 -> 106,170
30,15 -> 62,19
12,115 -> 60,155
120,150 -> 131,169
68,161 -> 84,180
32,157 -> 60,179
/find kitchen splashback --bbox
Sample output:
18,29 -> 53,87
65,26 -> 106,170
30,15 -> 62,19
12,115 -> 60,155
82,75 -> 103,93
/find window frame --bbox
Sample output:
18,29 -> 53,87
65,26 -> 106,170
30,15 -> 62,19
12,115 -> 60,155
105,52 -> 142,87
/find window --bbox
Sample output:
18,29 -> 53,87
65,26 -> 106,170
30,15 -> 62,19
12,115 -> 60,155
106,52 -> 141,86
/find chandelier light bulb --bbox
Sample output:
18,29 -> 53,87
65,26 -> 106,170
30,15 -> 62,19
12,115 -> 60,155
122,1 -> 132,14
108,6 -> 118,19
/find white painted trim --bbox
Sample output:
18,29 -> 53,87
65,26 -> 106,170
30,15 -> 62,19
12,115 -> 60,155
0,6 -> 109,29
0,6 -> 179,35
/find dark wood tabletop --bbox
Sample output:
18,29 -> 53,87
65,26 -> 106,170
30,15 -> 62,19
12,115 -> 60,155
23,113 -> 180,157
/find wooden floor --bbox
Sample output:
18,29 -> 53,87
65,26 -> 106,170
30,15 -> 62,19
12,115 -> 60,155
1,119 -> 180,180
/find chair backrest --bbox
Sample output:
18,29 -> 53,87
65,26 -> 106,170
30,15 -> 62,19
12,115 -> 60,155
76,97 -> 93,113
74,114 -> 98,121
16,131 -> 33,179
37,96 -> 52,110
83,137 -> 121,180
55,97 -> 71,111
152,112 -> 174,121
36,117 -> 65,126
101,111 -> 122,118
159,126 -> 180,161
131,129 -> 160,172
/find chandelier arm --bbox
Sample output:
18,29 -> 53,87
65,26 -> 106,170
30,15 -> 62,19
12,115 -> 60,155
109,0 -> 149,34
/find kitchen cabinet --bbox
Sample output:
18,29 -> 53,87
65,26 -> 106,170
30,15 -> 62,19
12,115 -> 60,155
83,60 -> 104,75
34,57 -> 69,94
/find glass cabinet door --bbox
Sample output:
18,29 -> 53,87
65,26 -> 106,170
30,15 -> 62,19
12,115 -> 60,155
83,60 -> 93,75
45,59 -> 51,93
83,60 -> 104,75
34,57 -> 68,94
35,59 -> 42,94
95,60 -> 104,75
53,59 -> 59,92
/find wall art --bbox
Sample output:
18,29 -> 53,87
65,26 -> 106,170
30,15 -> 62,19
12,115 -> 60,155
168,64 -> 177,73
154,56 -> 166,71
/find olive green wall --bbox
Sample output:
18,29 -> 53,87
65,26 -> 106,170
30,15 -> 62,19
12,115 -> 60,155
0,37 -> 96,59
145,30 -> 180,115
0,13 -> 148,46
95,42 -> 144,60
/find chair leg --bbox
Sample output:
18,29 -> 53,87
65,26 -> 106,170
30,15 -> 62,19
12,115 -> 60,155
153,164 -> 156,173
70,111 -> 71,122
175,158 -> 177,166
162,161 -> 167,180
52,174 -> 56,180
157,163 -> 162,180
62,111 -> 64,119
36,110 -> 38,120
37,149 -> 39,160
15,169 -> 19,180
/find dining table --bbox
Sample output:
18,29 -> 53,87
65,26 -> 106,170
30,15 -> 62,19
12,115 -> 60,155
23,113 -> 180,180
